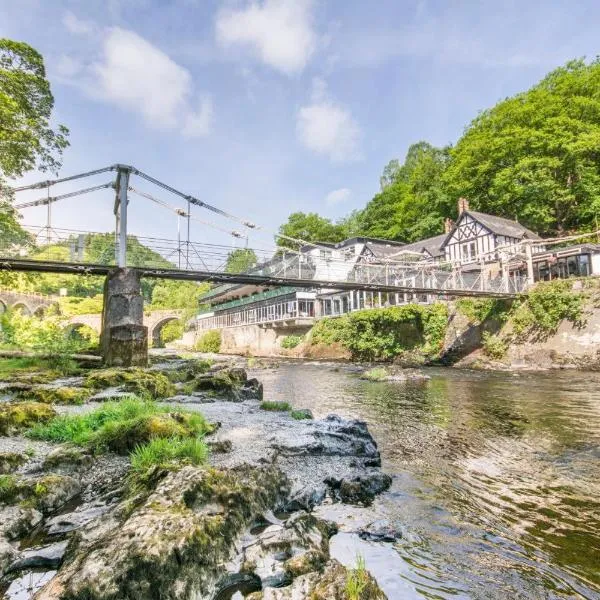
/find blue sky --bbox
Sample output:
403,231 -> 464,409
1,0 -> 600,250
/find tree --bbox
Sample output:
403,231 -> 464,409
225,248 -> 257,273
444,58 -> 600,235
0,39 -> 69,178
358,142 -> 450,242
277,212 -> 347,249
379,159 -> 401,190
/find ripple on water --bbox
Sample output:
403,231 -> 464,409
254,363 -> 600,599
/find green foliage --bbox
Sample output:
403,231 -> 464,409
345,555 -> 370,600
259,401 -> 292,412
511,280 -> 585,338
194,330 -> 222,353
455,298 -> 512,325
57,295 -> 103,316
159,319 -> 184,345
444,59 -> 600,235
281,334 -> 303,349
311,304 -> 448,361
84,368 -> 175,399
130,437 -> 208,474
0,474 -> 18,504
27,398 -> 212,454
481,332 -> 508,360
225,248 -> 258,273
150,279 -> 210,317
290,409 -> 313,420
0,356 -> 75,380
277,212 -> 347,249
17,386 -> 90,405
361,367 -> 389,382
0,39 -> 69,178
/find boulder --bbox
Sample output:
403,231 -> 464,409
326,471 -> 392,506
358,519 -> 403,542
7,540 -> 68,573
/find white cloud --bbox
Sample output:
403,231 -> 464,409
215,0 -> 316,75
92,28 -> 212,137
55,55 -> 83,79
62,11 -> 94,35
296,79 -> 361,163
325,188 -> 351,205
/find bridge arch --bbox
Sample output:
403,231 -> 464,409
0,299 -> 6,314
11,302 -> 32,316
151,316 -> 182,348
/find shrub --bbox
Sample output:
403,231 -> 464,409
259,401 -> 292,412
159,319 -> 185,345
310,304 -> 448,361
482,332 -> 508,360
194,330 -> 222,353
455,298 -> 512,325
281,334 -> 303,349
345,555 -> 369,600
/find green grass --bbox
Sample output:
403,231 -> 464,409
130,437 -> 208,473
290,409 -> 313,420
361,367 -> 389,382
259,401 -> 292,412
0,474 -> 18,503
345,555 -> 369,600
27,398 -> 212,454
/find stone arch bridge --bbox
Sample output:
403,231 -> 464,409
67,309 -> 184,348
0,289 -> 59,317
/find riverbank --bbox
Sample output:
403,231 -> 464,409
0,355 -> 390,599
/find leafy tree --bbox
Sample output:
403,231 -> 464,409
0,39 -> 69,177
150,279 -> 210,317
277,212 -> 347,249
224,248 -> 258,273
358,142 -> 450,242
444,58 -> 600,235
379,159 -> 401,190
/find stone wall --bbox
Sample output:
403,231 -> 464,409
219,324 -> 314,357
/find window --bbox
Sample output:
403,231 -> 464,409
460,241 -> 477,262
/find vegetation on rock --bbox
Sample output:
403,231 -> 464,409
260,401 -> 292,412
0,401 -> 55,435
361,367 -> 389,382
17,386 -> 91,405
84,368 -> 175,398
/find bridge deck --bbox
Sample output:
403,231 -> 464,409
0,258 -> 519,299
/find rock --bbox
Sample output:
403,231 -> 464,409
36,465 -> 287,599
213,572 -> 262,599
45,504 -> 112,536
191,368 -> 261,401
43,446 -> 93,474
0,538 -> 18,578
0,505 -> 43,540
358,519 -> 403,542
207,439 -> 233,454
89,388 -> 131,402
0,402 -> 56,436
326,471 -> 392,505
0,452 -> 26,474
31,475 -> 81,514
7,540 -> 68,573
286,485 -> 327,512
272,415 -> 380,460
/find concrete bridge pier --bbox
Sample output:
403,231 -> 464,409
101,268 -> 148,367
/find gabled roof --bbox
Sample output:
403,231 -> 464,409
441,211 -> 540,248
391,234 -> 447,259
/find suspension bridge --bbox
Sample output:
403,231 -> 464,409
2,163 -> 532,366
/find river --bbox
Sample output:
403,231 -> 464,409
253,362 -> 600,600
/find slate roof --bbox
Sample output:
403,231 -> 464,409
391,234 -> 447,259
463,211 -> 541,240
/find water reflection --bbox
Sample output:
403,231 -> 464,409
255,363 -> 600,599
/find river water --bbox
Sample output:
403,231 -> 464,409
254,362 -> 600,600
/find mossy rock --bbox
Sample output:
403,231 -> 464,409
311,559 -> 387,599
43,445 -> 93,472
0,473 -> 80,512
16,386 -> 92,405
284,549 -> 328,578
0,402 -> 56,436
0,452 -> 26,474
84,368 -> 175,399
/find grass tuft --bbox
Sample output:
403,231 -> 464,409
259,401 -> 292,412
361,367 -> 389,382
130,437 -> 208,474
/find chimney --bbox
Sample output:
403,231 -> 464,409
458,197 -> 469,215
444,218 -> 454,234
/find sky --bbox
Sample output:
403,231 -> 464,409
2,0 -> 600,251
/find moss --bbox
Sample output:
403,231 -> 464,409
0,474 -> 20,503
190,368 -> 247,396
284,550 -> 327,578
84,368 -> 175,398
360,367 -> 389,382
0,402 -> 56,435
0,451 -> 27,474
290,409 -> 313,420
17,386 -> 92,405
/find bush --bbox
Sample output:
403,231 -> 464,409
311,304 -> 449,361
159,319 -> 184,345
259,401 -> 292,412
482,332 -> 508,360
194,330 -> 222,353
455,298 -> 512,325
281,334 -> 303,349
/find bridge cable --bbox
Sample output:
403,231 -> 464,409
13,183 -> 114,210
11,166 -> 117,193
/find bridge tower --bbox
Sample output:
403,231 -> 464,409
101,166 -> 148,367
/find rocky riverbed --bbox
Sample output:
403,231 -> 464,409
0,354 -> 390,599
